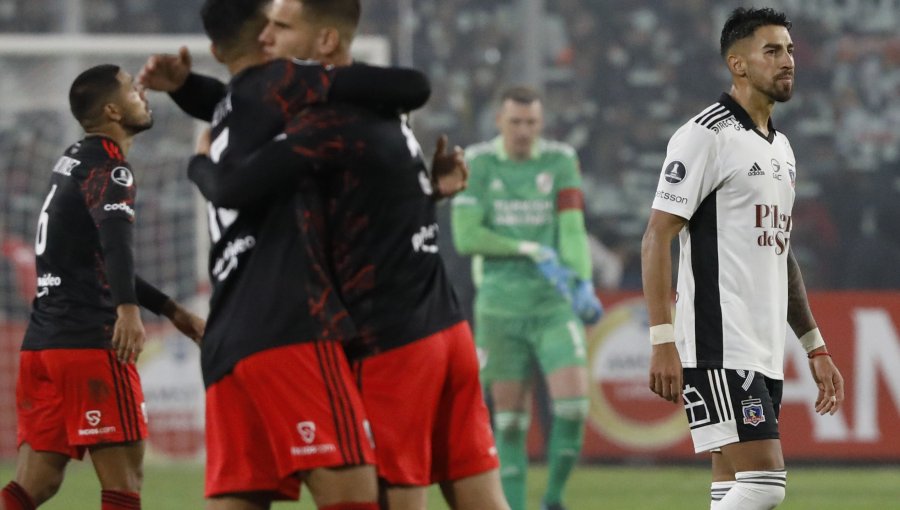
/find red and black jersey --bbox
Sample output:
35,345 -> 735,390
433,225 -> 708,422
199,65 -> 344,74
189,103 -> 464,361
24,136 -> 140,350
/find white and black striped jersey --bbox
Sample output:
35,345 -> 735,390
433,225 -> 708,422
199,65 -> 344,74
652,93 -> 797,380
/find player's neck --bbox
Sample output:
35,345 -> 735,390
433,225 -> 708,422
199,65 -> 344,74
85,125 -> 133,157
728,84 -> 775,135
227,54 -> 264,76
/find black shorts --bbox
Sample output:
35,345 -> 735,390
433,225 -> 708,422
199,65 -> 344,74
682,368 -> 783,453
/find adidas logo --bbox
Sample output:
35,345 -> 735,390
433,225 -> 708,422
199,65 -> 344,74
748,162 -> 765,176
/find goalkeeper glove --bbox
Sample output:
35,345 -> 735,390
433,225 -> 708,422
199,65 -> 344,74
518,242 -> 575,301
572,279 -> 603,325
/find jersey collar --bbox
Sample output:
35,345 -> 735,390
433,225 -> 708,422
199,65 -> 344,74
718,93 -> 777,144
492,136 -> 543,161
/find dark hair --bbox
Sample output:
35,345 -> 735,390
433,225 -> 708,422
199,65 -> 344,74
301,0 -> 360,34
69,64 -> 121,127
720,7 -> 792,58
201,0 -> 268,56
500,85 -> 541,105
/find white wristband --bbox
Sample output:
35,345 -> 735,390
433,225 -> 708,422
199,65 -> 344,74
799,328 -> 826,353
650,323 -> 676,346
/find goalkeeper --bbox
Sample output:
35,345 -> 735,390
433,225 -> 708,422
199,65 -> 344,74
451,86 -> 602,510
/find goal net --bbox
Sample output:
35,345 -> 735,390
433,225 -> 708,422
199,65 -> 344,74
0,33 -> 389,461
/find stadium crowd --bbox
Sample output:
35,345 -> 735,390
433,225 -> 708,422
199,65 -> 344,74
2,0 -> 900,296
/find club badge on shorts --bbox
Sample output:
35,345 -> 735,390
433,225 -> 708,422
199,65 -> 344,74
741,398 -> 766,426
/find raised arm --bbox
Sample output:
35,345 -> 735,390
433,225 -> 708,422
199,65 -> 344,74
138,46 -> 227,122
641,209 -> 687,404
331,63 -> 431,113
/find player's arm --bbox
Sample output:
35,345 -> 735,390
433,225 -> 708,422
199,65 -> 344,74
169,73 -> 227,122
331,63 -> 431,112
641,209 -> 686,404
139,47 -> 225,122
96,218 -> 145,364
189,133 -> 315,208
787,247 -> 844,415
135,276 -> 205,345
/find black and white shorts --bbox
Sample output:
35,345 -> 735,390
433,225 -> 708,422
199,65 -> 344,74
682,368 -> 783,453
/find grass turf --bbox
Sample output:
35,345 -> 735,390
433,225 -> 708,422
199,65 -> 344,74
1,462 -> 897,509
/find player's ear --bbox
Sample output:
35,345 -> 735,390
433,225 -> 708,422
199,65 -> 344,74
210,42 -> 226,64
727,53 -> 746,77
317,27 -> 341,55
103,102 -> 123,122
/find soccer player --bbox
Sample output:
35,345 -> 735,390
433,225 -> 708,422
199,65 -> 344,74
641,8 -> 845,510
0,64 -> 205,510
186,2 -> 508,509
450,86 -> 601,510
137,1 -> 432,509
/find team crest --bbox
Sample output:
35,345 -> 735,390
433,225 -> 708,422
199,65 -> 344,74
741,398 -> 766,427
787,162 -> 796,188
297,421 -> 317,444
536,172 -> 554,194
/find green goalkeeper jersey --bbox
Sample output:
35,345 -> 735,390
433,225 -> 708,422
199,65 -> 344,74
452,136 -> 592,316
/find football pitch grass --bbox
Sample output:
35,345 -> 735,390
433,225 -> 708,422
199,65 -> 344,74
2,462 -> 899,509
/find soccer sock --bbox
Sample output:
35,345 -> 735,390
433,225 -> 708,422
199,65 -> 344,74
494,411 -> 530,510
717,470 -> 786,510
1,482 -> 35,510
101,490 -> 141,510
319,504 -> 378,510
543,398 -> 588,506
710,480 -> 736,509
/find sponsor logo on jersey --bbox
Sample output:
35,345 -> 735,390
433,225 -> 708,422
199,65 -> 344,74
103,202 -> 135,217
111,166 -> 134,187
748,162 -> 765,176
493,199 -> 553,226
211,93 -> 232,128
770,159 -> 783,181
710,117 -> 741,133
741,398 -> 766,426
655,190 -> 688,205
211,235 -> 256,281
536,172 -> 554,194
297,421 -> 316,444
411,223 -> 439,253
754,204 -> 792,255
490,178 -> 505,191
664,161 -> 686,184
36,273 -> 62,297
78,410 -> 117,436
52,156 -> 80,176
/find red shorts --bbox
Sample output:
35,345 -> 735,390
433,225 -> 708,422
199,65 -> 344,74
17,349 -> 148,460
355,321 -> 499,486
205,341 -> 375,500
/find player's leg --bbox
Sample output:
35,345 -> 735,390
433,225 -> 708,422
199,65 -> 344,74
206,493 -> 271,510
89,442 -> 144,510
5,351 -> 73,509
301,462 -> 378,509
432,321 -> 507,510
709,450 -> 736,509
537,315 -> 590,510
2,444 -> 68,509
683,370 -> 786,510
476,311 -> 532,510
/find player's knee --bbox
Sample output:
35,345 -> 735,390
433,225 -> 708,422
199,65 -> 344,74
494,411 -> 530,437
552,397 -> 589,422
23,472 -> 64,505
725,470 -> 786,509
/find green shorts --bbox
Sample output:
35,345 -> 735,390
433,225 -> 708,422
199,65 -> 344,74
474,308 -> 586,383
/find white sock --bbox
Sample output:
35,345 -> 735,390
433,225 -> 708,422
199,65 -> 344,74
717,470 -> 786,509
710,480 -> 736,509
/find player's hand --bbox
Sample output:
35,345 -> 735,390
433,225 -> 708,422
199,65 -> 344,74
532,248 -> 575,301
808,349 -> 844,415
162,300 -> 205,346
649,343 -> 682,404
195,128 -> 211,156
572,279 -> 603,325
138,46 -> 192,92
112,304 -> 146,363
430,135 -> 468,199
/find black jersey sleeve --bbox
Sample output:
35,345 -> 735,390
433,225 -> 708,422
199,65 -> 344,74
331,64 -> 431,113
97,218 -> 138,306
187,137 -> 313,208
135,275 -> 170,315
169,72 -> 228,122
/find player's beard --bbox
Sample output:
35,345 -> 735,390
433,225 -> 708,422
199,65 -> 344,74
764,72 -> 794,103
124,115 -> 154,135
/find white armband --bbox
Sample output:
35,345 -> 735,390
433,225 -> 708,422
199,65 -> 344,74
798,328 -> 826,353
650,323 -> 676,346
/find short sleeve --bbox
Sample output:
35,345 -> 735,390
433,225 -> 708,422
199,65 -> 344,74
83,162 -> 137,226
652,122 -> 719,220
